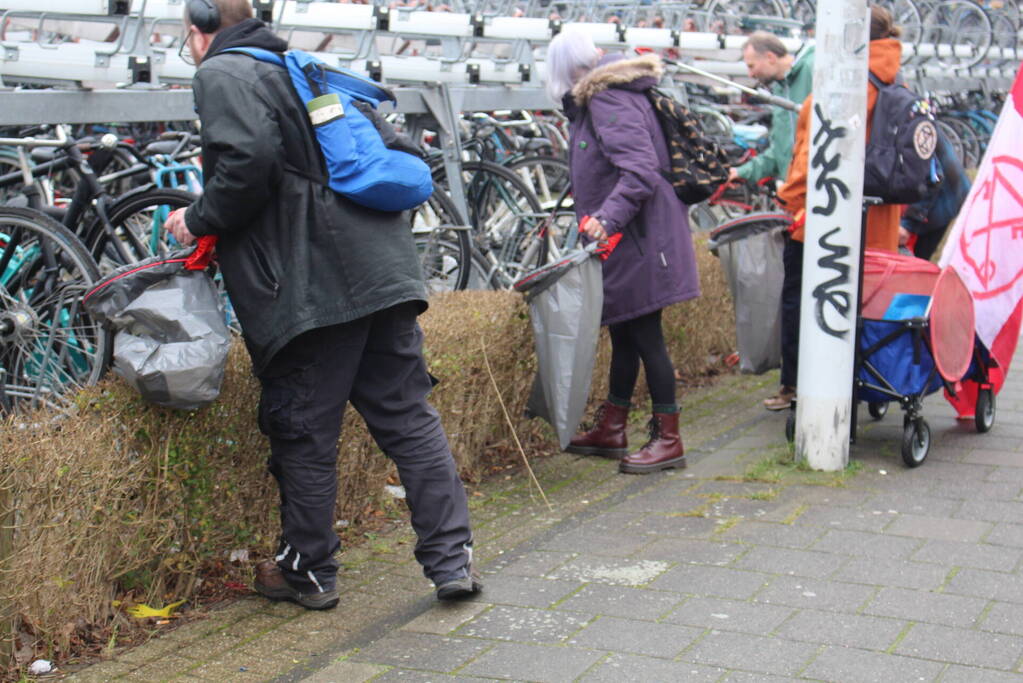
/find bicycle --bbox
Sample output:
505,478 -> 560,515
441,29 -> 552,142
0,207 -> 110,413
0,126 -> 198,272
431,158 -> 548,289
411,183 -> 477,293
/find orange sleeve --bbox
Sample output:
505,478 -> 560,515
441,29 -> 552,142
777,97 -> 813,241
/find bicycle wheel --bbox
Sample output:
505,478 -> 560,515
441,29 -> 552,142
0,151 -> 28,203
688,201 -> 719,233
934,119 -> 965,169
693,106 -> 734,140
712,182 -> 757,219
703,0 -> 791,35
0,207 -> 110,412
939,116 -> 980,170
95,145 -> 149,196
44,145 -> 142,203
505,155 -> 571,210
411,185 -> 473,293
434,160 -> 547,289
789,0 -> 816,34
505,156 -> 577,261
879,0 -> 925,63
922,0 -> 992,69
88,186 -> 197,269
989,7 -> 1019,65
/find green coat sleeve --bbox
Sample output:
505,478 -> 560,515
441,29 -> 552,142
735,120 -> 783,182
736,92 -> 796,182
737,47 -> 815,184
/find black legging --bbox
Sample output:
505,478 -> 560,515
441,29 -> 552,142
607,309 -> 677,410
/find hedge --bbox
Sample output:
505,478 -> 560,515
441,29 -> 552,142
0,240 -> 733,670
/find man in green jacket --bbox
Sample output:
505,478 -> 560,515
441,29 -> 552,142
727,32 -> 814,187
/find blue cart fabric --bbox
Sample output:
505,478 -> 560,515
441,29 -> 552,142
882,293 -> 930,320
857,318 -> 944,404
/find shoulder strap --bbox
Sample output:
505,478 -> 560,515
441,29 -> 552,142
219,46 -> 286,66
218,47 -> 329,183
867,70 -> 907,88
224,48 -> 328,99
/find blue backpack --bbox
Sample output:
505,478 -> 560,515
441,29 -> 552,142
222,47 -> 432,212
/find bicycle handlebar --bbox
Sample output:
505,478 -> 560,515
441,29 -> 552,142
0,124 -> 70,149
468,111 -> 536,128
150,130 -> 202,160
158,130 -> 202,144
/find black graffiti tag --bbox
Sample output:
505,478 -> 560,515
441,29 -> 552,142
813,227 -> 852,339
810,103 -> 850,217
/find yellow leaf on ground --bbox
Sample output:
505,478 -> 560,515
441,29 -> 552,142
126,599 -> 186,619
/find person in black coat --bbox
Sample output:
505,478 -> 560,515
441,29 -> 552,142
164,0 -> 480,609
899,131 -> 971,261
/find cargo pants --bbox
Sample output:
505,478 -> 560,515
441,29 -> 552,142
256,302 -> 473,593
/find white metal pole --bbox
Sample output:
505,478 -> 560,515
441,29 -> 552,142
795,0 -> 870,471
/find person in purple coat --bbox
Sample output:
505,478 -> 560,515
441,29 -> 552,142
546,29 -> 701,474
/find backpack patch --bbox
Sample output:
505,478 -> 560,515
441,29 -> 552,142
913,119 -> 938,159
864,72 -> 942,205
222,47 -> 432,213
645,88 -> 729,205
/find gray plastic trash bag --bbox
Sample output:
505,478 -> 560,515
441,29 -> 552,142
708,213 -> 790,375
514,244 -> 604,450
83,246 -> 230,410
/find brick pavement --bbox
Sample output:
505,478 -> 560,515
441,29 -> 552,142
67,346 -> 1023,682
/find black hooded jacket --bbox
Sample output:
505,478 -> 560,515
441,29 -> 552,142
184,19 -> 427,374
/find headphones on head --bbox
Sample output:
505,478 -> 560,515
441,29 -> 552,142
186,0 -> 220,34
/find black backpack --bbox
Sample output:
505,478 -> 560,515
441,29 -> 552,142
864,72 -> 941,204
645,88 -> 730,205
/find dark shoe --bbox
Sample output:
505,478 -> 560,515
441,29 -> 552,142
619,412 -> 686,474
565,401 -> 630,458
764,386 -> 796,411
435,566 -> 483,601
253,560 -> 339,611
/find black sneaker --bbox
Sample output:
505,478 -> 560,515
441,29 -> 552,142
253,560 -> 340,611
434,567 -> 483,601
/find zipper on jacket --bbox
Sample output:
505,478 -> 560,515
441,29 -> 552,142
252,243 -> 280,298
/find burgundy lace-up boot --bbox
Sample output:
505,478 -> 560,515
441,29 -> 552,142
565,401 -> 629,458
619,412 -> 685,474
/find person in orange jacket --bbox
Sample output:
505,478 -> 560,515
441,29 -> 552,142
767,5 -> 904,411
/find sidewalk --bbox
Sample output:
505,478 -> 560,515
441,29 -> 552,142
69,347 -> 1023,682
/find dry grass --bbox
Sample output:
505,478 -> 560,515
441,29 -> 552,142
0,247 -> 735,674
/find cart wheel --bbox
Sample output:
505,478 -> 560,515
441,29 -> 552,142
901,419 -> 930,468
867,402 -> 888,420
975,389 -> 995,433
785,411 -> 795,443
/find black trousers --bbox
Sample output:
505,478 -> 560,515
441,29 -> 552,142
256,303 -> 473,593
780,236 -> 804,389
607,309 -> 677,409
911,228 -> 945,262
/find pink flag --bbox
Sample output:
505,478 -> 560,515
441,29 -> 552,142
939,62 -> 1023,416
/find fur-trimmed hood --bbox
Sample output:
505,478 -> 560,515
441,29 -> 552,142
570,53 -> 663,106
